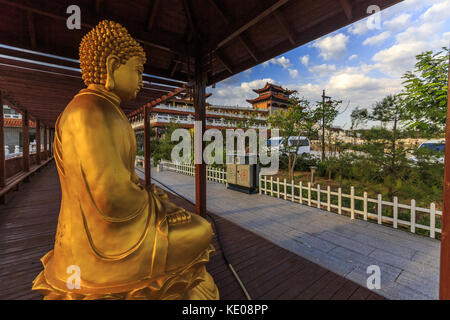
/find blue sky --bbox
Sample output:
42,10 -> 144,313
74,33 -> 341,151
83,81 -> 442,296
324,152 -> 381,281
207,0 -> 450,129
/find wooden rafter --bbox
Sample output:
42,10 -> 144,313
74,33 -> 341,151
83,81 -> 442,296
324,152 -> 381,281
0,0 -> 188,58
238,34 -> 259,63
273,10 -> 295,45
27,10 -> 36,49
216,0 -> 291,50
170,60 -> 180,77
146,0 -> 160,32
95,0 -> 103,14
339,0 -> 353,20
214,51 -> 233,74
182,0 -> 197,43
207,0 -> 259,63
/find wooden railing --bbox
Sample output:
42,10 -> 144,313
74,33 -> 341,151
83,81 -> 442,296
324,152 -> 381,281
151,160 -> 441,239
259,176 -> 441,239
5,151 -> 49,179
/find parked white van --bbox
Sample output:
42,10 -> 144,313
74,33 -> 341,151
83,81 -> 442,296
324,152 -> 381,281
268,136 -> 311,155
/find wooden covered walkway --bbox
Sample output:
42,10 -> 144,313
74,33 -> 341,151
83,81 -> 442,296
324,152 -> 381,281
0,161 -> 383,300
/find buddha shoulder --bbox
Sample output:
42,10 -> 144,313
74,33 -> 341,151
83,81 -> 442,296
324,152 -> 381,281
60,93 -> 112,129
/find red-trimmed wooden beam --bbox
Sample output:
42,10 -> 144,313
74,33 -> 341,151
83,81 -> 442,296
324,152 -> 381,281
127,87 -> 186,117
194,54 -> 206,217
440,55 -> 450,300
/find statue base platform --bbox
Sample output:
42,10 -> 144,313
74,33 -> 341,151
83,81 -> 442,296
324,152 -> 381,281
32,245 -> 219,300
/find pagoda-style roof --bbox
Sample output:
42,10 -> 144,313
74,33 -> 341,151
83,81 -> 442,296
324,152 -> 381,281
246,91 -> 290,104
252,82 -> 296,94
207,105 -> 269,113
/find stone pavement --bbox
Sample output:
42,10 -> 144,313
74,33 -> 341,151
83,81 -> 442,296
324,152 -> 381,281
136,167 -> 441,300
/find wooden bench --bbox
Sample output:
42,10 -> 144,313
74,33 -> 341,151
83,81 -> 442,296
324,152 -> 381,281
0,157 -> 54,204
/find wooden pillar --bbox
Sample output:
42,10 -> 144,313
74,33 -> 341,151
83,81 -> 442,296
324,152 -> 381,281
22,110 -> 30,172
440,56 -> 450,300
0,93 -> 5,189
43,125 -> 47,160
144,105 -> 151,187
36,120 -> 41,165
194,54 -> 207,217
49,128 -> 53,157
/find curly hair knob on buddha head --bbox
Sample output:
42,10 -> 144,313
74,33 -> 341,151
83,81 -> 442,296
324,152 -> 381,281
79,20 -> 146,86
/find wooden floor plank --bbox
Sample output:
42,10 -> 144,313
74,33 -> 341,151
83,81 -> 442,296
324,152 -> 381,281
0,162 -> 386,300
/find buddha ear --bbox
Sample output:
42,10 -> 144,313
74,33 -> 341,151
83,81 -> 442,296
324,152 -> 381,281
105,54 -> 120,91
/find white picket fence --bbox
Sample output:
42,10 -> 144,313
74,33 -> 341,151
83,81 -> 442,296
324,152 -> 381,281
160,160 -> 226,184
156,160 -> 442,239
259,176 -> 442,239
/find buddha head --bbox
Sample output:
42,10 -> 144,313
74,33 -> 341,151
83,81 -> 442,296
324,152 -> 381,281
79,20 -> 146,102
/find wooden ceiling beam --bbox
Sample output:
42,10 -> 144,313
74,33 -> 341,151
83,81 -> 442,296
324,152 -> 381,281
170,60 -> 180,77
27,10 -> 37,49
238,34 -> 259,63
214,51 -> 233,74
0,0 -> 189,58
146,0 -> 160,32
207,0 -> 230,24
182,0 -> 197,43
215,0 -> 290,50
273,10 -> 295,45
95,0 -> 103,15
339,0 -> 353,20
207,0 -> 259,63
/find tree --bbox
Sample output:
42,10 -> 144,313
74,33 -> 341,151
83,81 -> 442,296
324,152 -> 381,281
267,94 -> 317,180
151,121 -> 181,165
315,96 -> 342,159
400,47 -> 449,134
350,95 -> 410,199
350,107 -> 368,145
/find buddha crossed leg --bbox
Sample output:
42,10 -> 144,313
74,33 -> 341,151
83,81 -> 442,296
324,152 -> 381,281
32,20 -> 219,300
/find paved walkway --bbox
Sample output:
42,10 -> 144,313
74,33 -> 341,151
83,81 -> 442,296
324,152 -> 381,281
137,168 -> 441,300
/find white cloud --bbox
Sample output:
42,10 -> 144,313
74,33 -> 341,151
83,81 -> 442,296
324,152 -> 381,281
422,0 -> 450,23
363,31 -> 391,46
372,41 -> 427,76
308,64 -> 336,77
300,55 -> 310,66
349,54 -> 358,61
209,78 -> 278,107
267,56 -> 292,69
348,20 -> 370,36
312,33 -> 349,60
368,0 -> 450,78
383,13 -> 411,32
288,68 -> 299,79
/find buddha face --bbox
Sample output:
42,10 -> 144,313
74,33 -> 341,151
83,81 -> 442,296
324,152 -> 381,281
106,55 -> 144,102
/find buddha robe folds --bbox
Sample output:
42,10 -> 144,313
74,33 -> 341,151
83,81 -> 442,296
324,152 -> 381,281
32,88 -> 219,300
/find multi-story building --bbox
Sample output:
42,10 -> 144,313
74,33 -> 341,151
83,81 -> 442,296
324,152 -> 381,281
130,82 -> 295,138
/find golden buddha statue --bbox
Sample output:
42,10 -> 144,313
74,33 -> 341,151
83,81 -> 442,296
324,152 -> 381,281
32,20 -> 219,300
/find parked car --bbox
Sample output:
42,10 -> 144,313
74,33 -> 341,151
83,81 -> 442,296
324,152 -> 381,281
268,136 -> 311,155
410,140 -> 445,164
